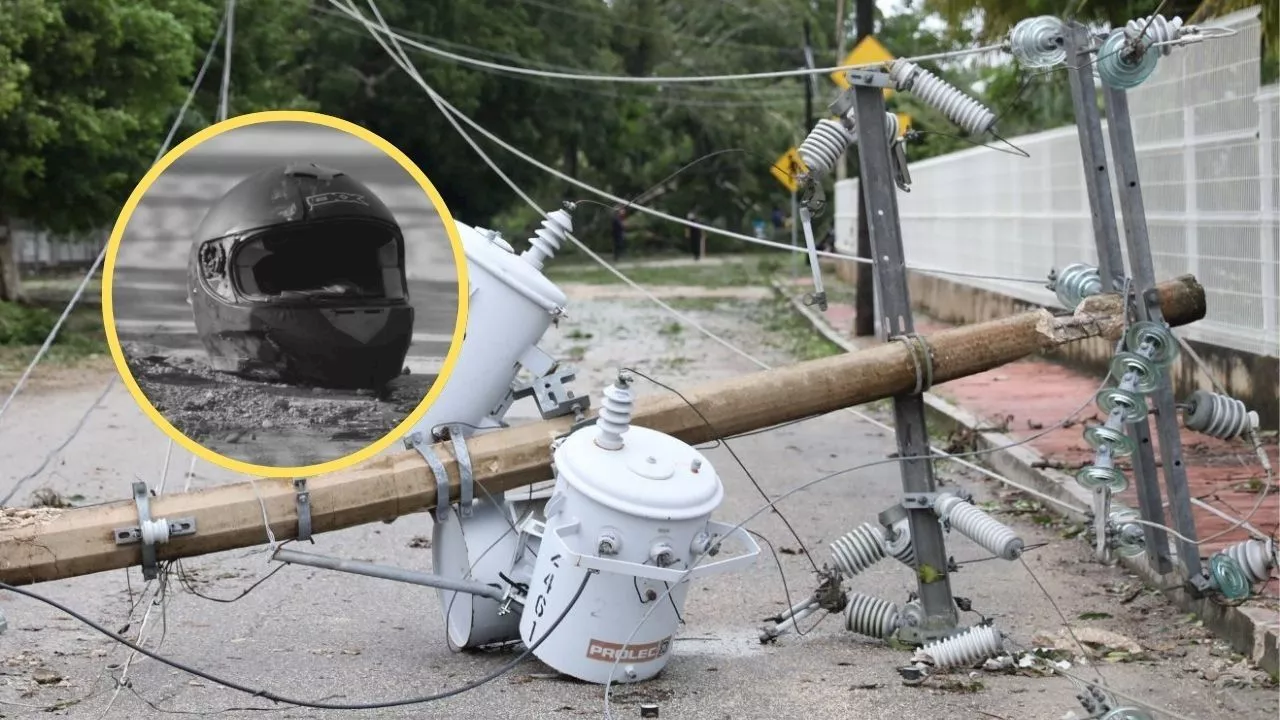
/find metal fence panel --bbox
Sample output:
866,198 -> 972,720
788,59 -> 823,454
835,7 -> 1277,358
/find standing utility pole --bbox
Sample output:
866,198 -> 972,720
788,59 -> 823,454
834,0 -> 848,183
849,69 -> 959,641
803,20 -> 815,132
852,0 -> 876,336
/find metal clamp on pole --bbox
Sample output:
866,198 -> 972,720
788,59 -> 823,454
293,478 -> 313,543
420,439 -> 452,525
890,333 -> 935,396
404,431 -> 453,523
113,481 -> 197,580
446,424 -> 475,517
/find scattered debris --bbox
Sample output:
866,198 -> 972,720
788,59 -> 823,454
407,536 -> 432,549
850,681 -> 883,690
1033,627 -> 1145,663
30,488 -> 74,508
936,677 -> 985,693
0,506 -> 62,529
122,341 -> 435,465
982,656 -> 1015,672
898,663 -> 929,686
32,667 -> 63,685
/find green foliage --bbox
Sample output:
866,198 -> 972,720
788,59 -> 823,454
2,0 -> 1273,270
0,0 -> 215,233
0,300 -> 55,345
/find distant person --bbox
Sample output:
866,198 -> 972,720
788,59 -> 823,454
686,211 -> 703,260
611,208 -> 626,261
771,206 -> 785,240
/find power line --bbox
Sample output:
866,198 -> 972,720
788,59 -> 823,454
0,573 -> 593,711
422,71 -> 1049,284
306,13 -> 810,112
346,0 -> 1092,524
308,4 -> 803,98
327,0 -> 1004,85
218,0 -> 236,122
507,0 -> 806,55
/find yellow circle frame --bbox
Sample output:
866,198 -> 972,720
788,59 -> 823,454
102,110 -> 469,479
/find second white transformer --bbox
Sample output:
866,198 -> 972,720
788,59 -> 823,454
517,378 -> 759,684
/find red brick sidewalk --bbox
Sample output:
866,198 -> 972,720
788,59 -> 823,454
797,280 -> 1278,587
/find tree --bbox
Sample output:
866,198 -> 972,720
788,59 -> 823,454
0,0 -> 217,302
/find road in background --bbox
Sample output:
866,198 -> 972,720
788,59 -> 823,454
113,120 -> 459,376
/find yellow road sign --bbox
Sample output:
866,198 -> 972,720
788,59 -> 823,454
770,147 -> 808,193
895,113 -> 911,138
831,35 -> 895,97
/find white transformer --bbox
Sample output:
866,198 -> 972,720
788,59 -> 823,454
432,494 -> 544,649
420,209 -> 575,650
517,377 -> 759,684
414,210 -> 571,437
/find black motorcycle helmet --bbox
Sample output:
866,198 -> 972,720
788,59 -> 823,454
187,163 -> 415,389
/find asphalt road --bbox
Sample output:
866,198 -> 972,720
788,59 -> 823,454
1,286 -> 1274,720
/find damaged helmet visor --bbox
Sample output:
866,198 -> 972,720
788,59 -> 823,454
189,164 -> 416,390
215,219 -> 408,303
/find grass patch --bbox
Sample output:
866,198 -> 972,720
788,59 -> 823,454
0,301 -> 106,373
544,258 -> 762,288
658,321 -> 683,336
752,297 -> 843,362
666,297 -> 728,312
656,356 -> 692,372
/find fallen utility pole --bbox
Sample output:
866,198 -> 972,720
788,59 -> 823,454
0,276 -> 1206,586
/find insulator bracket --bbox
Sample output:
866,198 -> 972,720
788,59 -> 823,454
293,478 -> 313,543
901,492 -> 938,510
113,481 -> 197,581
845,69 -> 893,89
512,364 -> 591,421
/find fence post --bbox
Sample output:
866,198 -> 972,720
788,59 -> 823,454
1181,59 -> 1200,281
1260,90 -> 1278,343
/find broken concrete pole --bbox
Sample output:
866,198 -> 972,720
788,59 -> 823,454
0,275 -> 1206,585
